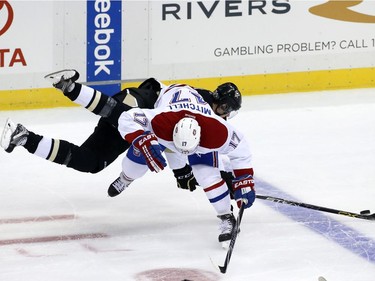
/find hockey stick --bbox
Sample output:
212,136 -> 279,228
256,194 -> 375,221
218,201 -> 246,274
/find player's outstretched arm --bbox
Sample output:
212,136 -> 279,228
132,131 -> 166,173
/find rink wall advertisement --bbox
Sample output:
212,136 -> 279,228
0,0 -> 375,109
86,0 -> 122,95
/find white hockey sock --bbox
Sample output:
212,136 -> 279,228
204,179 -> 232,215
34,137 -> 60,162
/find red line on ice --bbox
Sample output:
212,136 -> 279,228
0,233 -> 108,246
0,214 -> 76,224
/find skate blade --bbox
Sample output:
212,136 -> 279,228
44,69 -> 77,83
0,118 -> 14,150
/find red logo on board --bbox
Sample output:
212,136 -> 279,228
0,1 -> 14,36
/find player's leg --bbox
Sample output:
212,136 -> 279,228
107,146 -> 149,197
71,118 -> 129,173
188,153 -> 236,245
107,154 -> 149,197
0,118 -> 128,173
1,118 -> 84,167
45,69 -> 130,126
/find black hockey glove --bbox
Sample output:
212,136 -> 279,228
172,164 -> 198,192
220,170 -> 235,199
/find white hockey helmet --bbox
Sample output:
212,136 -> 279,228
173,117 -> 201,155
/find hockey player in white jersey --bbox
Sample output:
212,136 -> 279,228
70,79 -> 255,244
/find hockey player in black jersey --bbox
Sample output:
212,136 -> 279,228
1,70 -> 248,246
1,70 -> 242,194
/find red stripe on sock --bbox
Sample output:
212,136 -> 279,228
203,179 -> 225,192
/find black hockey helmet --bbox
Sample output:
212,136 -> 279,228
212,82 -> 242,115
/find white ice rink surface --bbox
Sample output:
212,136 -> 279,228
1,88 -> 375,281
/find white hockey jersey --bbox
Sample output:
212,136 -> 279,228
117,83 -> 252,175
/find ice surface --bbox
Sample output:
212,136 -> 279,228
0,88 -> 375,281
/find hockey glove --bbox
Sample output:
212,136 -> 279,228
220,170 -> 235,199
173,164 -> 198,192
132,132 -> 166,173
232,174 -> 255,209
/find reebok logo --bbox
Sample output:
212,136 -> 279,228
92,0 -> 114,76
87,0 -> 121,95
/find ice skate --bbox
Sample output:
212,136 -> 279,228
44,69 -> 80,93
108,172 -> 134,197
218,213 -> 236,248
0,118 -> 29,153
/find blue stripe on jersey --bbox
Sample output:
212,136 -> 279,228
188,151 -> 219,167
126,146 -> 146,165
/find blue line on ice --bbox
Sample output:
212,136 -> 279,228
256,178 -> 375,264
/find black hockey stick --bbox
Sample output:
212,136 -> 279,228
218,201 -> 246,274
256,194 -> 375,220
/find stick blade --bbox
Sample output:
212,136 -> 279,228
218,265 -> 227,274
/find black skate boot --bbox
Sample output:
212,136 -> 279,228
218,213 -> 236,247
0,118 -> 29,153
44,69 -> 80,94
108,172 -> 134,197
